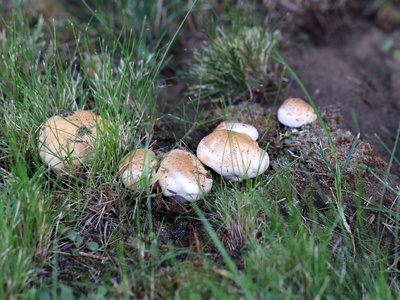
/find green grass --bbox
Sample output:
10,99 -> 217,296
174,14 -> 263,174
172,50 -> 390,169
0,1 -> 400,299
184,17 -> 280,102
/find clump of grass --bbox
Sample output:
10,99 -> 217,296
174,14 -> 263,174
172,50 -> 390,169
185,24 -> 280,101
61,0 -> 202,54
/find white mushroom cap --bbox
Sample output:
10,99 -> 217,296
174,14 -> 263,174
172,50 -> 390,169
38,111 -> 104,171
214,121 -> 259,141
277,97 -> 317,128
157,149 -> 213,202
197,129 -> 269,181
119,148 -> 158,190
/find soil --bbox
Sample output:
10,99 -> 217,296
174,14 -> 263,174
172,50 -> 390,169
280,18 -> 400,175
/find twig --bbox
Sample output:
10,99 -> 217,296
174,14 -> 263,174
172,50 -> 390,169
79,252 -> 110,261
385,256 -> 400,272
283,143 -> 301,148
104,220 -> 108,246
192,227 -> 201,253
334,194 -> 356,258
53,250 -> 111,261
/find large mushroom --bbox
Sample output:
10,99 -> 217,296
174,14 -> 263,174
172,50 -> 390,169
119,148 -> 158,189
38,111 -> 104,171
157,149 -> 213,202
197,122 -> 269,181
277,97 -> 317,128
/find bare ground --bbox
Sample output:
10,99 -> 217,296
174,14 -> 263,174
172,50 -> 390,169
281,18 -> 400,174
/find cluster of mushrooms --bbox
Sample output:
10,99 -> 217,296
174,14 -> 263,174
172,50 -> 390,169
38,98 -> 317,203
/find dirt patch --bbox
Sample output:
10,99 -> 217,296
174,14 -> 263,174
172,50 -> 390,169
280,18 -> 400,174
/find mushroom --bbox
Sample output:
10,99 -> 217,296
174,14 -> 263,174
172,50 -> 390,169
157,149 -> 213,202
214,121 -> 259,141
197,128 -> 269,181
277,97 -> 317,128
119,148 -> 158,189
38,111 -> 104,171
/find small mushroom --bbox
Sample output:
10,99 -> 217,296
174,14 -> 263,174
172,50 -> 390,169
277,97 -> 317,128
197,129 -> 269,181
38,111 -> 104,171
214,121 -> 259,141
157,149 -> 213,202
119,148 -> 158,189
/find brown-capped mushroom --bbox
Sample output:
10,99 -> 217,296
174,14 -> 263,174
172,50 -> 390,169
119,148 -> 158,189
277,97 -> 317,128
157,149 -> 213,202
197,128 -> 269,181
38,111 -> 104,171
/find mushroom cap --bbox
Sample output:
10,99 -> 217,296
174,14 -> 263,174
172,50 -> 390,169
277,97 -> 317,128
214,121 -> 259,141
157,149 -> 213,202
197,129 -> 269,181
119,148 -> 158,190
38,111 -> 104,171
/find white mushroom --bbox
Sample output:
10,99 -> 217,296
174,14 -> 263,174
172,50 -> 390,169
157,149 -> 213,202
119,149 -> 158,189
214,121 -> 259,141
38,111 -> 104,171
277,97 -> 317,128
197,129 -> 269,181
